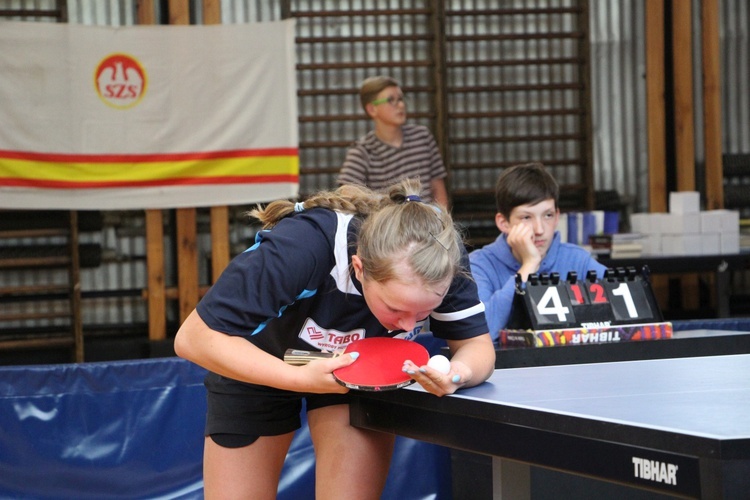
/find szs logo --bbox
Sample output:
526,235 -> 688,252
94,53 -> 147,109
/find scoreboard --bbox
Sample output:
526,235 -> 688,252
503,267 -> 672,347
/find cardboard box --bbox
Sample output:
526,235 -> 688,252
701,233 -> 721,255
660,213 -> 702,235
701,210 -> 740,234
641,234 -> 662,256
669,191 -> 700,214
721,232 -> 741,254
661,233 -> 703,256
630,212 -> 653,234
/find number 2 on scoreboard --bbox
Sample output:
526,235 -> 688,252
587,283 -> 608,303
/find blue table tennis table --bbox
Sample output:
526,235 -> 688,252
350,353 -> 750,499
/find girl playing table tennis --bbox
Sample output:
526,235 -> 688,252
174,178 -> 495,500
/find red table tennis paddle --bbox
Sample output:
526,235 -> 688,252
284,337 -> 430,391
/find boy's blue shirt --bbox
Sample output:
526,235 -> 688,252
469,231 -> 608,342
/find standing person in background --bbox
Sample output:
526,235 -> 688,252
469,162 -> 607,342
175,178 -> 494,499
338,75 -> 449,208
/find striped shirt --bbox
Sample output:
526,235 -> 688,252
338,124 -> 447,201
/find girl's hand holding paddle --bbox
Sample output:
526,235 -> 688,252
285,337 -> 430,392
289,352 -> 360,394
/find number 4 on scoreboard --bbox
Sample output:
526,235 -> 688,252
527,285 -> 576,327
537,287 -> 569,321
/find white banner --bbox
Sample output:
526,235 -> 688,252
0,20 -> 298,209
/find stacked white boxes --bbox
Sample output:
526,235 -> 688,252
629,192 -> 740,256
701,209 -> 741,254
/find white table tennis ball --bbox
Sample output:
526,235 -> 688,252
427,354 -> 451,374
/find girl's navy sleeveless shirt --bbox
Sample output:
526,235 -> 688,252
196,208 -> 488,360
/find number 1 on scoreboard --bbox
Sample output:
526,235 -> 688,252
568,283 -> 587,305
611,282 -> 638,318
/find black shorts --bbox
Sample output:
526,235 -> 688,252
204,371 -> 351,448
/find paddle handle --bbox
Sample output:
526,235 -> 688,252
283,348 -> 342,366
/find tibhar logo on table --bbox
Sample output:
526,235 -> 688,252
632,456 -> 678,485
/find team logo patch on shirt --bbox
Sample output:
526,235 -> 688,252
298,318 -> 365,352
391,321 -> 426,341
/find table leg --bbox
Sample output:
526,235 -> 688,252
716,259 -> 730,318
492,457 -> 531,499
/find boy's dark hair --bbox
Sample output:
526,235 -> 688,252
494,162 -> 559,218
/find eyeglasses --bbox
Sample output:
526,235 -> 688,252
371,95 -> 406,107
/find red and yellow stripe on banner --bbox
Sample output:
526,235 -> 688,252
0,148 -> 298,188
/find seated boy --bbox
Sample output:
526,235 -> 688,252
469,162 -> 607,342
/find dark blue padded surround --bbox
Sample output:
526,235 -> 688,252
0,350 -> 450,499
